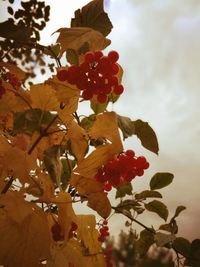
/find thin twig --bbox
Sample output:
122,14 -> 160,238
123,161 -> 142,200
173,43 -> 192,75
73,112 -> 81,125
28,114 -> 58,155
112,206 -> 155,234
1,176 -> 14,194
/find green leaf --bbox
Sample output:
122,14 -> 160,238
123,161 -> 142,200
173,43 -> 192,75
66,49 -> 79,65
43,145 -> 62,187
145,200 -> 168,221
71,0 -> 113,37
150,172 -> 174,190
155,232 -> 176,247
173,237 -> 191,257
90,99 -> 108,114
134,119 -> 159,154
172,205 -> 186,220
116,199 -> 141,210
61,158 -> 76,190
13,109 -> 54,136
115,183 -> 133,198
80,114 -> 96,131
135,190 -> 162,199
159,220 -> 178,234
136,229 -> 155,256
0,19 -> 31,42
117,115 -> 135,140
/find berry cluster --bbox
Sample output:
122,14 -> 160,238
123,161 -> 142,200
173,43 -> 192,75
5,72 -> 21,88
0,78 -> 5,99
95,149 -> 149,192
98,220 -> 110,242
104,247 -> 114,267
57,50 -> 124,103
51,222 -> 64,241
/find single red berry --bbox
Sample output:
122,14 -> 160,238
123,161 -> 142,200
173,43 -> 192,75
82,89 -> 93,100
125,149 -> 135,158
103,220 -> 108,225
108,75 -> 118,87
84,52 -> 95,63
97,93 -> 107,103
103,183 -> 112,192
94,50 -> 103,61
108,51 -> 119,63
136,169 -> 144,177
102,85 -> 112,95
143,161 -> 150,169
110,63 -> 119,75
57,69 -> 68,81
136,156 -> 147,168
114,85 -> 124,95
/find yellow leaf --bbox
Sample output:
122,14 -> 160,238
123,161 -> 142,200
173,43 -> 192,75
0,61 -> 26,81
47,239 -> 106,267
55,27 -> 111,57
76,215 -> 102,254
67,120 -> 88,161
30,83 -> 59,111
74,143 -> 119,178
87,191 -> 111,218
71,174 -> 111,218
0,136 -> 37,184
89,111 -> 123,151
51,192 -> 77,239
0,89 -> 30,115
0,191 -> 51,267
46,75 -> 80,114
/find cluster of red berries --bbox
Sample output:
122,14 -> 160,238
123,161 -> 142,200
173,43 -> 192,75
95,149 -> 149,192
0,78 -> 5,99
5,72 -> 21,88
98,220 -> 110,242
57,50 -> 124,103
104,247 -> 114,267
51,221 -> 78,241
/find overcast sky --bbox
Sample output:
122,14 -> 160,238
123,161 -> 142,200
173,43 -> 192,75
1,0 -> 200,241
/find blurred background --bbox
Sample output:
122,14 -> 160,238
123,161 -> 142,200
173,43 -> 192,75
1,0 -> 200,241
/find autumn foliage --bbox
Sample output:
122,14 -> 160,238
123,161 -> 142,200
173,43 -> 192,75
0,0 -> 199,267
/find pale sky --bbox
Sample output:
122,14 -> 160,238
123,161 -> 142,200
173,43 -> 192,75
1,0 -> 200,241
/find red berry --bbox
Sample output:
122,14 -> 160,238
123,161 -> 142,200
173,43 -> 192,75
84,52 -> 94,63
108,51 -> 119,63
110,63 -> 119,75
102,85 -> 112,95
97,93 -> 107,103
94,50 -> 103,61
103,183 -> 112,192
57,69 -> 68,81
103,220 -> 108,225
143,161 -> 150,169
136,156 -> 147,168
125,149 -> 135,158
82,89 -> 93,100
136,169 -> 144,177
114,85 -> 124,95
